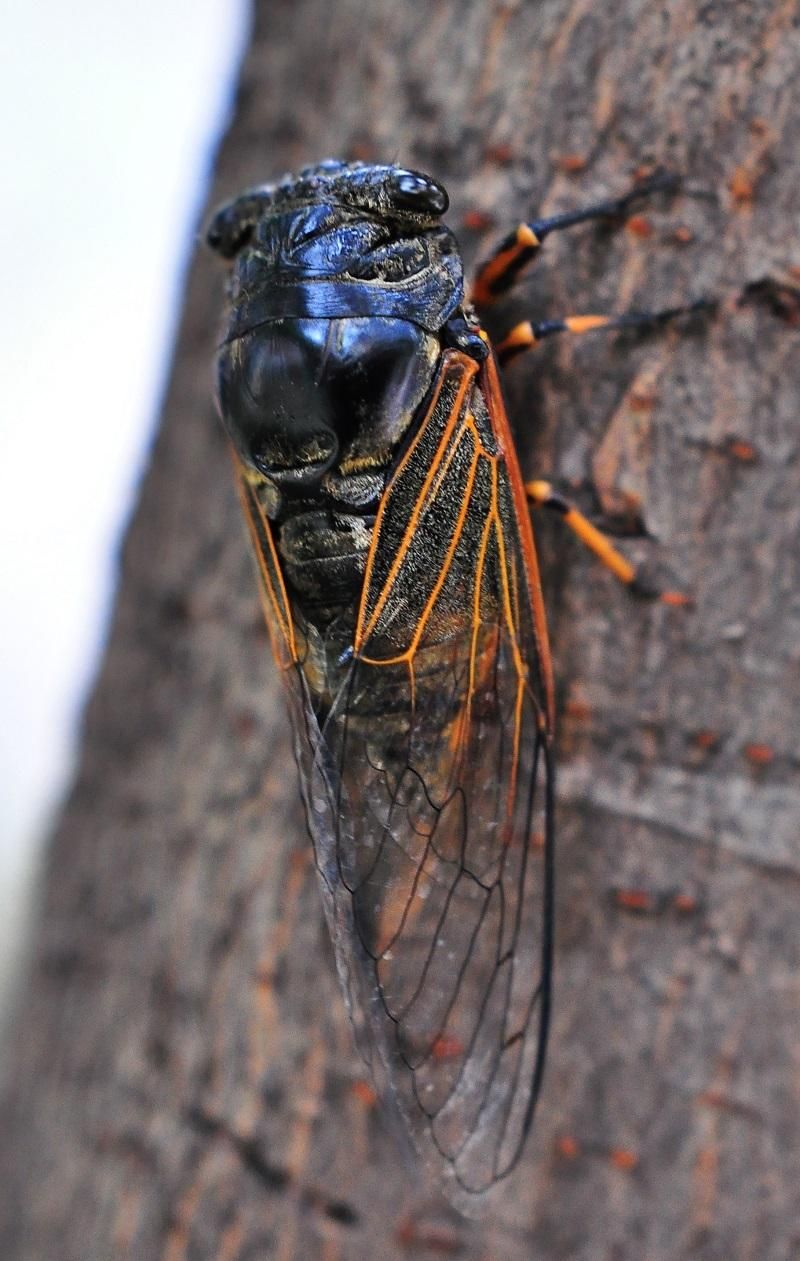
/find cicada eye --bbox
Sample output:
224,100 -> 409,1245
390,170 -> 449,216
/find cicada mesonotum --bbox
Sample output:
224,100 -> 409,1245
207,159 -> 684,1206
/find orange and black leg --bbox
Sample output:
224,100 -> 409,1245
494,300 -> 714,365
471,169 -> 679,307
525,480 -> 690,606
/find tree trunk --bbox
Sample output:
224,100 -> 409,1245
3,2 -> 798,1257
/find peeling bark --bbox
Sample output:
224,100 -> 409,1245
2,2 -> 799,1258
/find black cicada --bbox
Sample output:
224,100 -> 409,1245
207,158 -> 681,1206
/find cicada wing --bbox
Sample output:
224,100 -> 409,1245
235,350 -> 555,1206
303,352 -> 555,1203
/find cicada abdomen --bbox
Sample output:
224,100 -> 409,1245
208,160 -> 555,1207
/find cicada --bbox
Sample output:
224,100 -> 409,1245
207,159 -> 683,1206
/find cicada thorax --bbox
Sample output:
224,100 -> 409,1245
209,161 -> 477,698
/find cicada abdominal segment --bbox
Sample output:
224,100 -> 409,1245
208,158 -> 691,1209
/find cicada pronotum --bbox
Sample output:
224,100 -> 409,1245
207,160 -> 695,1207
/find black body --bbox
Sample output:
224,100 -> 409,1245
207,161 -> 554,1207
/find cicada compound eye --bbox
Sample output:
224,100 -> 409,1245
390,170 -> 449,216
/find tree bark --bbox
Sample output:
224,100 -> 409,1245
3,1 -> 799,1257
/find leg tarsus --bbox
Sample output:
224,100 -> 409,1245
526,480 -> 690,605
472,167 -> 683,307
496,298 -> 717,364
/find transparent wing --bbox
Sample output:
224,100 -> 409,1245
239,351 -> 555,1205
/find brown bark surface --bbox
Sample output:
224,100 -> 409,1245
2,2 -> 799,1258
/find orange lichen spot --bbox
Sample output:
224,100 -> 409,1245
672,224 -> 694,245
629,389 -> 658,412
693,729 -> 720,750
626,214 -> 654,238
729,166 -> 755,203
555,1134 -> 581,1160
609,1147 -> 639,1171
431,1035 -> 464,1061
672,892 -> 700,915
727,439 -> 757,463
614,888 -> 657,913
554,152 -> 588,174
743,742 -> 775,767
661,590 -> 694,608
485,142 -> 514,165
564,698 -> 592,722
461,208 -> 494,232
396,1219 -> 463,1254
351,1079 -> 378,1108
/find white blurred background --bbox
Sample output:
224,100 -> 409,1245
0,2 -> 249,1017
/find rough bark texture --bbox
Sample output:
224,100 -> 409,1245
2,2 -> 798,1258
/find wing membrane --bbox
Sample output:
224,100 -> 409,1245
237,349 -> 554,1205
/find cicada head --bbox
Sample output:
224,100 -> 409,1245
207,162 -> 464,502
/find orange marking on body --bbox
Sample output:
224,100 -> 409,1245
562,508 -> 636,584
405,444 -> 480,657
356,355 -> 476,651
357,425 -> 482,671
693,729 -> 720,750
484,460 -> 528,825
563,314 -> 614,334
236,467 -> 298,664
609,1147 -> 639,1171
481,348 -> 555,726
471,224 -> 540,306
495,321 -> 537,359
672,224 -> 694,245
743,742 -> 774,766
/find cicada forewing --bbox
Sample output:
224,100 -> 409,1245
236,348 -> 555,1203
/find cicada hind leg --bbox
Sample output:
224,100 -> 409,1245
469,168 -> 713,605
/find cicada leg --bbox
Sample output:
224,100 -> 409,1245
525,480 -> 690,606
470,168 -> 680,307
494,300 -> 715,365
